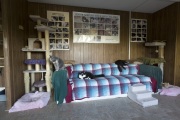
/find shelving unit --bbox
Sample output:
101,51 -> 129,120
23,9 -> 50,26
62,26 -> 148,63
47,11 -> 70,50
22,15 -> 55,93
131,19 -> 147,42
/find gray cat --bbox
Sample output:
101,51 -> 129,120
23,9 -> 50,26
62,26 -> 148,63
49,56 -> 65,71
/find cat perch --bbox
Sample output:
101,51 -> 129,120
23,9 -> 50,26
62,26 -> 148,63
24,59 -> 46,71
145,41 -> 166,58
22,15 -> 55,93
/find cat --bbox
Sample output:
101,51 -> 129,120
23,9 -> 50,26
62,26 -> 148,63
78,71 -> 94,79
115,60 -> 128,72
78,71 -> 105,79
49,56 -> 65,71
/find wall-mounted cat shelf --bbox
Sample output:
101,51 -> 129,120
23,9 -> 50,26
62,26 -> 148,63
145,41 -> 166,47
145,41 -> 166,58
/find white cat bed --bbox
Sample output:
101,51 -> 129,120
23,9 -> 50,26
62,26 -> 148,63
9,91 -> 50,113
160,85 -> 180,96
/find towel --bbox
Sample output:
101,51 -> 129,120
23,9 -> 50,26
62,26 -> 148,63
138,64 -> 162,89
52,70 -> 67,104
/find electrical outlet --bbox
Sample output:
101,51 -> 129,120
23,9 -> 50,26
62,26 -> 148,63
19,25 -> 24,30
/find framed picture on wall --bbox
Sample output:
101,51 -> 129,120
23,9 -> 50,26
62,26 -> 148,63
131,19 -> 147,42
47,11 -> 70,50
73,11 -> 120,43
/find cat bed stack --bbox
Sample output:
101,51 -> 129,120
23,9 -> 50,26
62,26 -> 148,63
24,59 -> 46,91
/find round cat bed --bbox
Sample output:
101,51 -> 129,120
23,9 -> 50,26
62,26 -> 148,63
33,80 -> 46,88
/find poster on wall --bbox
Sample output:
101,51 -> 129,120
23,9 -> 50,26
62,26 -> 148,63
73,12 -> 120,43
47,11 -> 70,50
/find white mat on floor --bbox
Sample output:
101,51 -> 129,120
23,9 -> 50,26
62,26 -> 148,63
160,85 -> 180,96
9,91 -> 50,113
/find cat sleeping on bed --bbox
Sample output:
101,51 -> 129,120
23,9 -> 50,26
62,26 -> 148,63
49,56 -> 65,71
78,71 -> 105,79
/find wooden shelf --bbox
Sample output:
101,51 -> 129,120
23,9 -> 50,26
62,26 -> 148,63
145,42 -> 166,46
50,48 -> 70,51
29,15 -> 49,23
23,70 -> 47,73
21,48 -> 46,52
35,25 -> 56,32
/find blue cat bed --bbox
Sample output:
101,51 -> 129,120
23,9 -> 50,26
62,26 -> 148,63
24,59 -> 46,71
24,59 -> 46,65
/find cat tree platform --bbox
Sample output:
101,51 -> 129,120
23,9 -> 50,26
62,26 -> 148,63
24,59 -> 46,71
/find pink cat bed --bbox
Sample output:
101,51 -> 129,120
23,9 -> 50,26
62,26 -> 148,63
9,92 -> 50,113
160,85 -> 180,96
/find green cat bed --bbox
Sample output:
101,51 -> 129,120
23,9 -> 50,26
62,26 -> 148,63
137,57 -> 165,65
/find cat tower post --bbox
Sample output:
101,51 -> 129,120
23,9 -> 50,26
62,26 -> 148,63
45,29 -> 51,92
37,20 -> 42,39
36,17 -> 45,91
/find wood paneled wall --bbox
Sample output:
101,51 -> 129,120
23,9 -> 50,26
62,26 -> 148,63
0,0 -> 4,87
28,2 -> 152,64
152,3 -> 180,86
2,0 -> 28,109
130,12 -> 155,60
174,3 -> 180,86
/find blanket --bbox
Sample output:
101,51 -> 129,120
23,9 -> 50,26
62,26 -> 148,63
9,92 -> 50,113
52,70 -> 67,104
138,64 -> 162,89
160,85 -> 180,96
71,75 -> 152,100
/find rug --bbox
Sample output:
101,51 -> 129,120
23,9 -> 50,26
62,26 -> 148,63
9,91 -> 50,113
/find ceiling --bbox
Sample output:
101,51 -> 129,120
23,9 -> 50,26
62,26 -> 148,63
28,0 -> 180,13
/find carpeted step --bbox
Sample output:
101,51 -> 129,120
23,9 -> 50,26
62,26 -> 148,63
134,90 -> 152,100
129,83 -> 146,92
138,97 -> 158,107
128,83 -> 158,107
